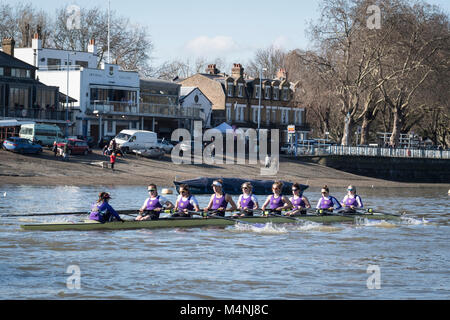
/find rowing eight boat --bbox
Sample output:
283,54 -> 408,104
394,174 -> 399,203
20,213 -> 399,231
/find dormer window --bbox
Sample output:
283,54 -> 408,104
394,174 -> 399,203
227,83 -> 234,97
282,87 -> 289,101
273,88 -> 279,100
265,86 -> 271,99
255,85 -> 261,99
238,83 -> 244,97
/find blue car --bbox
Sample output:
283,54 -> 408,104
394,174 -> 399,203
2,137 -> 43,154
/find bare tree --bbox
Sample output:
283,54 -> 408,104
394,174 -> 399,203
246,45 -> 287,79
51,5 -> 153,75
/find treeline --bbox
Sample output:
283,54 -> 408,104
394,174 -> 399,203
0,2 -> 153,76
246,0 -> 449,148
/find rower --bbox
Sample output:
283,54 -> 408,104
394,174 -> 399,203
89,192 -> 124,223
233,182 -> 259,217
173,184 -> 200,217
204,179 -> 237,217
287,182 -> 311,216
340,185 -> 363,213
261,181 -> 292,214
316,185 -> 342,213
136,184 -> 174,221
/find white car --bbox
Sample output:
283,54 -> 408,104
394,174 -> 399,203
132,147 -> 164,159
157,139 -> 174,153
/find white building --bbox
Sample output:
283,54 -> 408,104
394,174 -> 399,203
180,87 -> 212,128
14,34 -> 140,142
14,33 -> 204,143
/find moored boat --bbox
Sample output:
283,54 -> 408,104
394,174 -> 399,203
20,213 -> 399,231
173,177 -> 308,195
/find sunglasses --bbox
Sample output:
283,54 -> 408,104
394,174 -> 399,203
148,189 -> 156,192
180,190 -> 187,193
242,187 -> 248,190
348,189 -> 354,191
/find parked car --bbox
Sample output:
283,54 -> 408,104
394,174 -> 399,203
132,147 -> 165,159
157,139 -> 174,153
57,138 -> 91,155
69,135 -> 96,148
2,137 -> 43,154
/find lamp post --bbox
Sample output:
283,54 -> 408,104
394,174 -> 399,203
65,52 -> 76,137
257,67 -> 267,132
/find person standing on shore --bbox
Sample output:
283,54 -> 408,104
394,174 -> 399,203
136,184 -> 174,221
316,185 -> 342,212
52,141 -> 57,157
341,185 -> 363,213
89,192 -> 124,223
110,152 -> 116,171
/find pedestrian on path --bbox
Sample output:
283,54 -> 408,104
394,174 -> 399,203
110,152 -> 116,172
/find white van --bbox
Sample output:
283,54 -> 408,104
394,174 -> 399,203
114,130 -> 158,152
19,123 -> 64,146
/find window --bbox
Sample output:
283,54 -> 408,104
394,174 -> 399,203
235,105 -> 244,122
238,84 -> 244,97
266,108 -> 270,124
226,107 -> 231,121
227,83 -> 234,97
47,58 -> 61,69
76,60 -> 89,68
281,109 -> 289,124
282,88 -> 289,101
252,107 -> 259,124
9,87 -> 29,108
255,85 -> 261,99
273,88 -> 279,100
11,68 -> 29,78
0,67 -> 3,76
265,87 -> 271,99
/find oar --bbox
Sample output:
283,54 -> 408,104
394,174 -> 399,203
364,208 -> 404,217
1,209 -> 139,218
191,211 -> 266,228
262,209 -> 308,223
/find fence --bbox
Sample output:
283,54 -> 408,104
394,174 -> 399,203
287,144 -> 450,159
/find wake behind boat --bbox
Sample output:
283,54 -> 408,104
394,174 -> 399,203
20,212 -> 399,231
173,177 -> 308,195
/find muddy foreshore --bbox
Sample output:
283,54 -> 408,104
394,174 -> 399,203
0,148 -> 447,190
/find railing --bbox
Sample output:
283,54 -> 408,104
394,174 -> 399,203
288,144 -> 450,159
4,107 -> 73,122
87,101 -> 202,119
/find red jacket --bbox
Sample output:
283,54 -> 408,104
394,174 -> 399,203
110,154 -> 116,164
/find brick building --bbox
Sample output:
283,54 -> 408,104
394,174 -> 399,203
180,63 -> 309,142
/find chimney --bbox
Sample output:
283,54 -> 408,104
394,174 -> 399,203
231,63 -> 244,78
31,33 -> 42,50
88,39 -> 97,55
2,38 -> 15,56
206,64 -> 219,75
277,68 -> 288,81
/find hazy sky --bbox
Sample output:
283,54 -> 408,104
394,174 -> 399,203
5,0 -> 450,68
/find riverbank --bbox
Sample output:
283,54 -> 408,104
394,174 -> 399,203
0,148 -> 447,189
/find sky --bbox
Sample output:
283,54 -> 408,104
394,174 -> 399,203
4,0 -> 450,69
